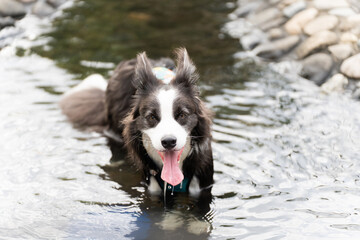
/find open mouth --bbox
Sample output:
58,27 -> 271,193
157,148 -> 184,186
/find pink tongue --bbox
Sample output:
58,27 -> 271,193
161,151 -> 184,186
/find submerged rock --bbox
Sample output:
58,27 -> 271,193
254,35 -> 300,59
303,15 -> 338,35
296,30 -> 338,59
321,73 -> 348,93
285,8 -> 318,35
328,44 -> 353,60
301,53 -> 333,85
341,53 -> 360,79
32,1 -> 55,17
0,0 -> 26,17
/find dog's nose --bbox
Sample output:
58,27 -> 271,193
161,136 -> 177,150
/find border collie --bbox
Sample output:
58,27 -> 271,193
60,48 -> 214,197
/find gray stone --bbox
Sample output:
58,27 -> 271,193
329,8 -> 356,17
254,35 -> 300,59
241,29 -> 266,50
0,0 -> 26,17
341,53 -> 360,79
328,44 -> 353,61
283,1 -> 306,18
267,28 -> 285,40
301,53 -> 333,85
314,0 -> 349,10
285,8 -> 318,35
233,1 -> 264,18
32,1 -> 55,17
303,15 -> 338,35
47,0 -> 66,8
249,7 -> 281,26
296,30 -> 338,59
321,74 -> 348,93
0,16 -> 15,28
259,16 -> 287,31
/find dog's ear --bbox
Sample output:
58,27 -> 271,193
133,52 -> 158,91
172,48 -> 199,89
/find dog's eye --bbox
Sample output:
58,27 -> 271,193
146,114 -> 157,121
177,112 -> 187,119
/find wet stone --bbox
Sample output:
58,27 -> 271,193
0,16 -> 15,28
241,29 -> 266,50
341,53 -> 360,79
296,30 -> 338,59
0,0 -> 26,17
285,8 -> 318,35
283,1 -> 306,18
47,0 -> 66,8
254,35 -> 300,59
314,0 -> 349,10
301,53 -> 333,85
328,44 -> 353,61
32,1 -> 55,17
303,15 -> 338,35
321,73 -> 348,93
249,7 -> 281,26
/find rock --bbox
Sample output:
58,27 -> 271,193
254,35 -> 300,59
296,30 -> 338,59
301,53 -> 333,85
268,28 -> 285,40
329,8 -> 356,17
32,1 -> 55,17
328,44 -> 353,60
241,29 -> 266,50
339,14 -> 360,30
340,32 -> 358,43
232,2 -> 264,18
314,0 -> 349,10
0,16 -> 15,28
249,7 -> 281,26
285,8 -> 318,35
0,0 -> 26,17
18,0 -> 37,3
341,53 -> 360,79
47,0 -> 66,8
303,15 -> 338,35
321,74 -> 348,93
259,16 -> 287,31
283,1 -> 307,18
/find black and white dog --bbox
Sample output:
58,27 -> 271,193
61,48 -> 214,197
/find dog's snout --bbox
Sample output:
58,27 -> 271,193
161,136 -> 177,150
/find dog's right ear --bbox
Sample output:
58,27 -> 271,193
133,52 -> 158,91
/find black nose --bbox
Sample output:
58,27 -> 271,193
161,136 -> 177,150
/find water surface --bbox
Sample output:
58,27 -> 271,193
1,0 -> 360,239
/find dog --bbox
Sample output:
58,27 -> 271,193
60,48 -> 214,197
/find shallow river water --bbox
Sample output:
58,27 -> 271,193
1,0 -> 360,239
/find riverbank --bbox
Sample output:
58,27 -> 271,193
225,0 -> 360,98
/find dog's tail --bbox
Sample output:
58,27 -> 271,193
60,74 -> 108,132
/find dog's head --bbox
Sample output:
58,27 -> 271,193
125,48 -> 210,186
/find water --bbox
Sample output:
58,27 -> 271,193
1,0 -> 360,239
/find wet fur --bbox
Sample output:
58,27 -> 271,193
60,48 -> 214,192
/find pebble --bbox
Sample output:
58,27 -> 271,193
301,53 -> 333,85
340,53 -> 360,79
339,14 -> 360,30
268,28 -> 285,40
303,15 -> 338,35
0,16 -> 15,28
296,30 -> 338,59
284,8 -> 318,35
47,0 -> 66,8
321,73 -> 348,93
254,35 -> 300,59
283,1 -> 307,18
0,0 -> 26,17
328,44 -> 353,60
314,0 -> 349,10
340,32 -> 358,43
329,8 -> 356,17
260,17 -> 287,31
32,1 -> 55,17
249,8 -> 281,26
232,2 -> 264,18
241,29 -> 266,50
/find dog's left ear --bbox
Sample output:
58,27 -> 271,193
172,48 -> 199,90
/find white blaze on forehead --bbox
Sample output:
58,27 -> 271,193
142,87 -> 190,167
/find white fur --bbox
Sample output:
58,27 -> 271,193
189,176 -> 201,197
142,88 -> 191,169
148,176 -> 162,195
64,74 -> 107,97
